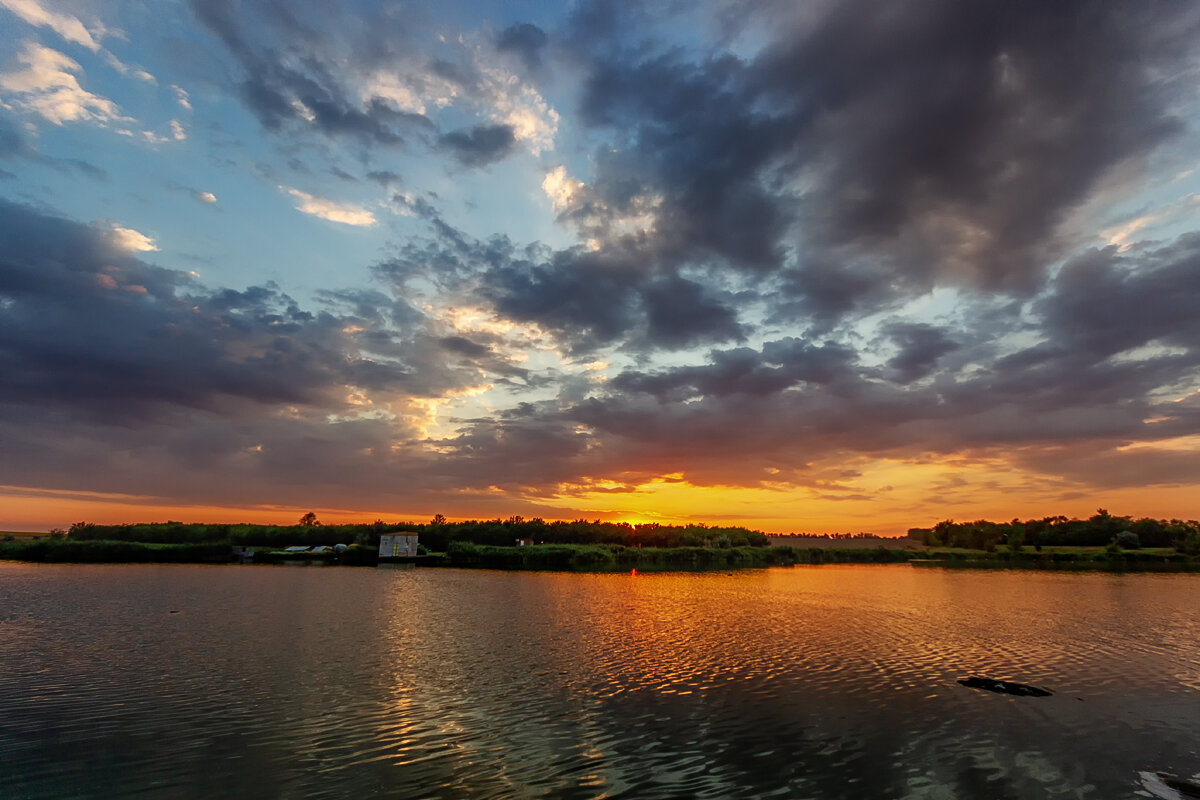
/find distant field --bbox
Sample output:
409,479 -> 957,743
1,531 -> 50,539
768,536 -> 923,550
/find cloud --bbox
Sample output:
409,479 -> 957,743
438,123 -> 517,167
379,197 -> 745,355
401,223 -> 1200,495
101,51 -> 156,84
552,0 -> 1200,331
0,41 -> 127,126
0,114 -> 109,178
542,166 -> 583,213
0,198 -> 531,508
188,0 -> 558,157
5,2 -> 1200,520
495,23 -> 549,72
368,0 -> 1200,370
0,0 -> 104,51
881,322 -> 960,384
189,0 -> 434,146
283,187 -> 376,226
106,224 -> 158,252
171,84 -> 192,110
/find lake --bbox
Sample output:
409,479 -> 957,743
1,563 -> 1197,799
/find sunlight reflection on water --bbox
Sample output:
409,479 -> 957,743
1,563 -> 1197,798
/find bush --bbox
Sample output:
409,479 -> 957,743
1114,530 -> 1141,550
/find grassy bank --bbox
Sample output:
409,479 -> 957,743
439,543 -> 1200,572
0,538 -> 234,563
915,548 -> 1200,571
442,542 -> 913,571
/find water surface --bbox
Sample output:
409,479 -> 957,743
1,563 -> 1197,798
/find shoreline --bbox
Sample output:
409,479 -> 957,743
3,539 -> 1198,572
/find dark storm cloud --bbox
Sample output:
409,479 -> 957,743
555,0 -> 1200,330
882,323 -> 960,384
1036,237 -> 1200,360
495,23 -> 549,71
437,124 -> 517,167
481,246 -> 641,352
486,250 -> 748,353
640,274 -> 745,349
611,338 -> 856,401
761,0 -> 1195,291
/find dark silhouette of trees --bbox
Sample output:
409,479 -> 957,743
911,513 -> 1199,550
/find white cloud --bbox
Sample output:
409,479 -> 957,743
0,41 -> 127,125
357,43 -> 558,155
290,97 -> 317,122
107,224 -> 158,252
361,69 -> 455,117
137,120 -> 187,145
1,0 -> 156,85
542,166 -> 584,213
0,0 -> 104,51
283,187 -> 377,227
171,84 -> 191,110
542,165 -> 661,243
194,191 -> 217,204
476,61 -> 558,155
102,50 -> 156,84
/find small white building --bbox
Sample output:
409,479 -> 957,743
379,533 -> 419,559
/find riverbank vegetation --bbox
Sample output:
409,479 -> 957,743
909,509 -> 1200,553
2,510 -> 1197,571
60,516 -> 771,550
444,542 -> 913,571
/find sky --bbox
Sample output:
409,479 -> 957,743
2,0 -> 1200,534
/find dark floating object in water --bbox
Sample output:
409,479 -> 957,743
957,676 -> 1052,697
1140,771 -> 1200,799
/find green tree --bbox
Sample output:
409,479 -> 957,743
1007,522 -> 1025,553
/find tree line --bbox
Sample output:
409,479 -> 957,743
60,509 -> 1200,554
908,509 -> 1200,553
63,516 -> 772,549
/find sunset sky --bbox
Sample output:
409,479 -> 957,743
3,0 -> 1200,534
